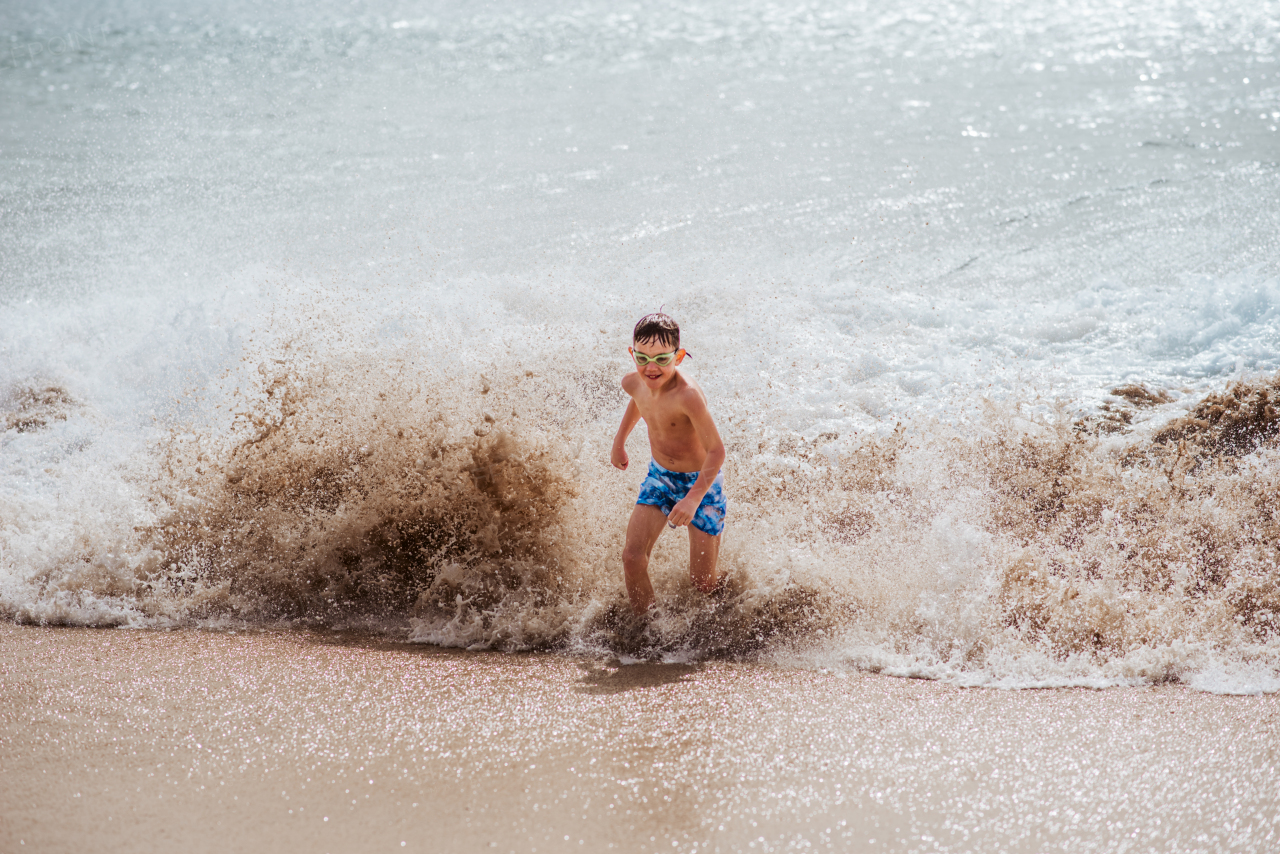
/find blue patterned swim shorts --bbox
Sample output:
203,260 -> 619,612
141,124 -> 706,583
636,459 -> 727,537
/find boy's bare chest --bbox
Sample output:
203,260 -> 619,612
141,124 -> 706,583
636,398 -> 690,434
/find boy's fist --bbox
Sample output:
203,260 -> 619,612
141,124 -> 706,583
611,445 -> 629,470
667,496 -> 697,528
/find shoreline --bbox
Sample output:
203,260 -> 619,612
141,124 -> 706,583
4,624 -> 1277,853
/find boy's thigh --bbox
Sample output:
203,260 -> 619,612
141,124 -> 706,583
625,503 -> 670,554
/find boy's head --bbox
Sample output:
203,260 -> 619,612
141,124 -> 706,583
630,312 -> 687,384
632,312 -> 680,350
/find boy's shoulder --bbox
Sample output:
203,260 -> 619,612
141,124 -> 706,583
672,373 -> 709,409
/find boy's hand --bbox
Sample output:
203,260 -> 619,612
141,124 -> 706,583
611,444 -> 629,470
668,496 -> 698,528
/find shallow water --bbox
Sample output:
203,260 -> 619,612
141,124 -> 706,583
2,1 -> 1279,690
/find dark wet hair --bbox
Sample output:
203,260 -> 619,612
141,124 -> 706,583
632,312 -> 680,349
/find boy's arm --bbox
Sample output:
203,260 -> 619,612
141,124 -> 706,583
666,392 -> 726,528
611,396 -> 641,470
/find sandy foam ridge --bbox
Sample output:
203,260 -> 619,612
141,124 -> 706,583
2,330 -> 1278,691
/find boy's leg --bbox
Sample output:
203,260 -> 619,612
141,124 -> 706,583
687,527 -> 722,595
622,504 -> 669,614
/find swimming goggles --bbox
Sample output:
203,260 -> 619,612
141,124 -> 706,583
630,347 -> 685,367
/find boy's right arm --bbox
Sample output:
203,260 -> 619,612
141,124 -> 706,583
612,397 -> 640,470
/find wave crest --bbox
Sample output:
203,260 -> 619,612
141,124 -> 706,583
5,353 -> 1279,690
147,361 -> 577,626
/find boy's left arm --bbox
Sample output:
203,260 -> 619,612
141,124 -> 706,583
667,393 -> 726,528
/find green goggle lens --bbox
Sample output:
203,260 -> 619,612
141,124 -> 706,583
632,349 -> 678,367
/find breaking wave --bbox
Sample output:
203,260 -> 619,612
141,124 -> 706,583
3,329 -> 1277,693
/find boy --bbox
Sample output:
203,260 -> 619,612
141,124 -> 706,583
611,312 -> 727,614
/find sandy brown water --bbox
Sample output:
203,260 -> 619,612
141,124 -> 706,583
2,625 -> 1277,853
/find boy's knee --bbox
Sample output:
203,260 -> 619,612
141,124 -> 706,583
622,545 -> 648,569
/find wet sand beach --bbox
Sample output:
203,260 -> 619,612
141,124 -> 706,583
3,625 -> 1277,853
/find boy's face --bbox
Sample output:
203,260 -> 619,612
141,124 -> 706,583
631,338 -> 685,387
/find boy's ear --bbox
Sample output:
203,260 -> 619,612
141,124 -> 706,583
675,348 -> 687,364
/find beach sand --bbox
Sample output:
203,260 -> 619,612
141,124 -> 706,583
3,625 -> 1276,853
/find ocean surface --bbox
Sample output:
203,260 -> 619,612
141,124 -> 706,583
2,0 -> 1279,692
